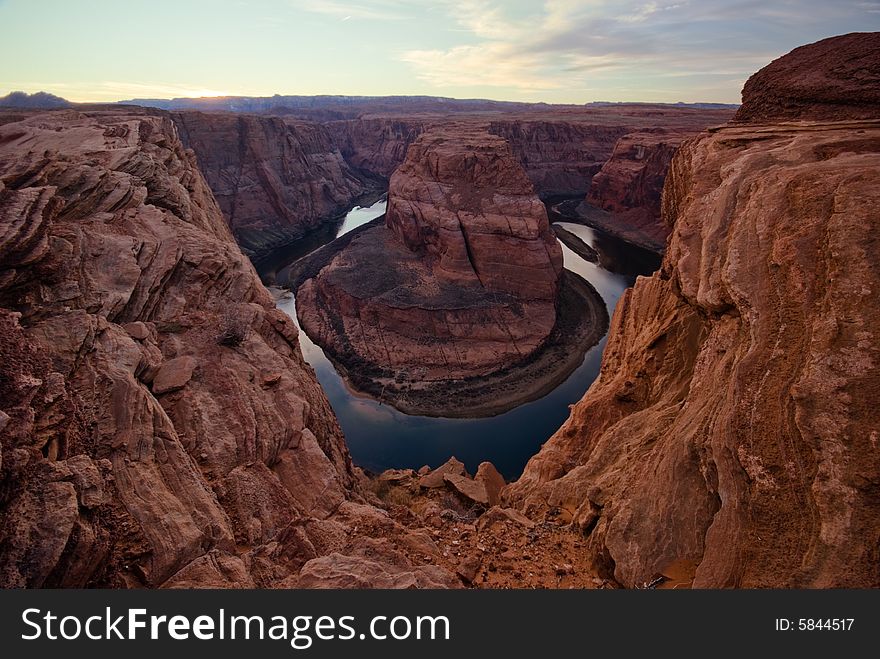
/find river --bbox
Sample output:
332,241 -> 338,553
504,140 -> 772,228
260,197 -> 660,479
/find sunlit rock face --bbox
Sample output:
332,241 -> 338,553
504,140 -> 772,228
508,33 -> 880,589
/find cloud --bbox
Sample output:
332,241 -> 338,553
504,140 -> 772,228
399,0 -> 880,101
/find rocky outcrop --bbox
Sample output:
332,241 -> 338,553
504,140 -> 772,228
583,130 -> 687,250
296,126 -> 609,416
298,126 -> 562,381
384,127 -> 563,301
507,36 -> 880,588
734,32 -> 880,123
0,107 -> 458,588
172,111 -> 375,257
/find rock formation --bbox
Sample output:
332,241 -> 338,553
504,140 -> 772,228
734,32 -> 880,123
0,107 -> 459,588
331,117 -> 429,180
172,111 -> 376,258
583,130 -> 688,250
384,127 -> 562,302
507,34 -> 880,588
296,126 -> 609,416
488,120 -> 628,197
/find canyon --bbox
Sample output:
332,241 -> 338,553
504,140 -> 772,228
1,32 -> 877,590
294,125 -> 609,416
171,111 -> 379,257
171,104 -> 731,262
0,107 -> 465,588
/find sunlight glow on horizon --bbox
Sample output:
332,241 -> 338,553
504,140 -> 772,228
1,0 -> 878,105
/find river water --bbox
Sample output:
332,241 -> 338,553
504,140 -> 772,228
262,198 -> 660,479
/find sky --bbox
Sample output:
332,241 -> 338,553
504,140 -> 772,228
1,0 -> 878,104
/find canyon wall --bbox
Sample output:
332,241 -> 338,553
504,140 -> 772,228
172,111 -> 375,258
0,107 -> 459,588
332,117 -> 633,198
488,120 -> 627,197
330,117 -> 429,179
173,107 -> 730,260
583,130 -> 687,250
507,34 -> 880,588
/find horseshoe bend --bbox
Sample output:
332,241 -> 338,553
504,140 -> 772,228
0,29 -> 878,591
294,125 -> 609,417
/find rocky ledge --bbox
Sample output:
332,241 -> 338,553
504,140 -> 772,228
296,125 -> 607,416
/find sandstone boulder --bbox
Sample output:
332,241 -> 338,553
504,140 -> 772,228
152,355 -> 197,394
444,473 -> 490,507
419,457 -> 467,489
475,462 -> 506,507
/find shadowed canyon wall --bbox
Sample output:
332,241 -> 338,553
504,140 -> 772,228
172,111 -> 376,258
583,129 -> 692,251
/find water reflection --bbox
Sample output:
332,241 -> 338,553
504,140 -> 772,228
268,204 -> 660,479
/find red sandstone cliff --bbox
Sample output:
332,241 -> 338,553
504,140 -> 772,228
296,126 -> 584,415
0,107 -> 459,588
172,111 -> 375,257
331,108 -> 731,201
488,120 -> 627,197
583,130 -> 688,250
507,34 -> 880,588
331,117 -> 428,180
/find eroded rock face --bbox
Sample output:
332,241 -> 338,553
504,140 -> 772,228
0,108 -> 457,588
507,38 -> 880,588
734,32 -> 880,123
173,111 -> 374,257
488,120 -> 628,197
583,130 -> 685,250
296,127 -> 568,413
385,127 -> 563,301
332,117 -> 428,180
331,109 -> 732,200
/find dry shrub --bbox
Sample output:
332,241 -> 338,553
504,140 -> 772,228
217,308 -> 251,347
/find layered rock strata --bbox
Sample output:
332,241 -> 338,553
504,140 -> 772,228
172,111 -> 376,257
582,130 -> 687,250
297,126 -> 607,416
507,34 -> 880,588
0,107 -> 459,588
